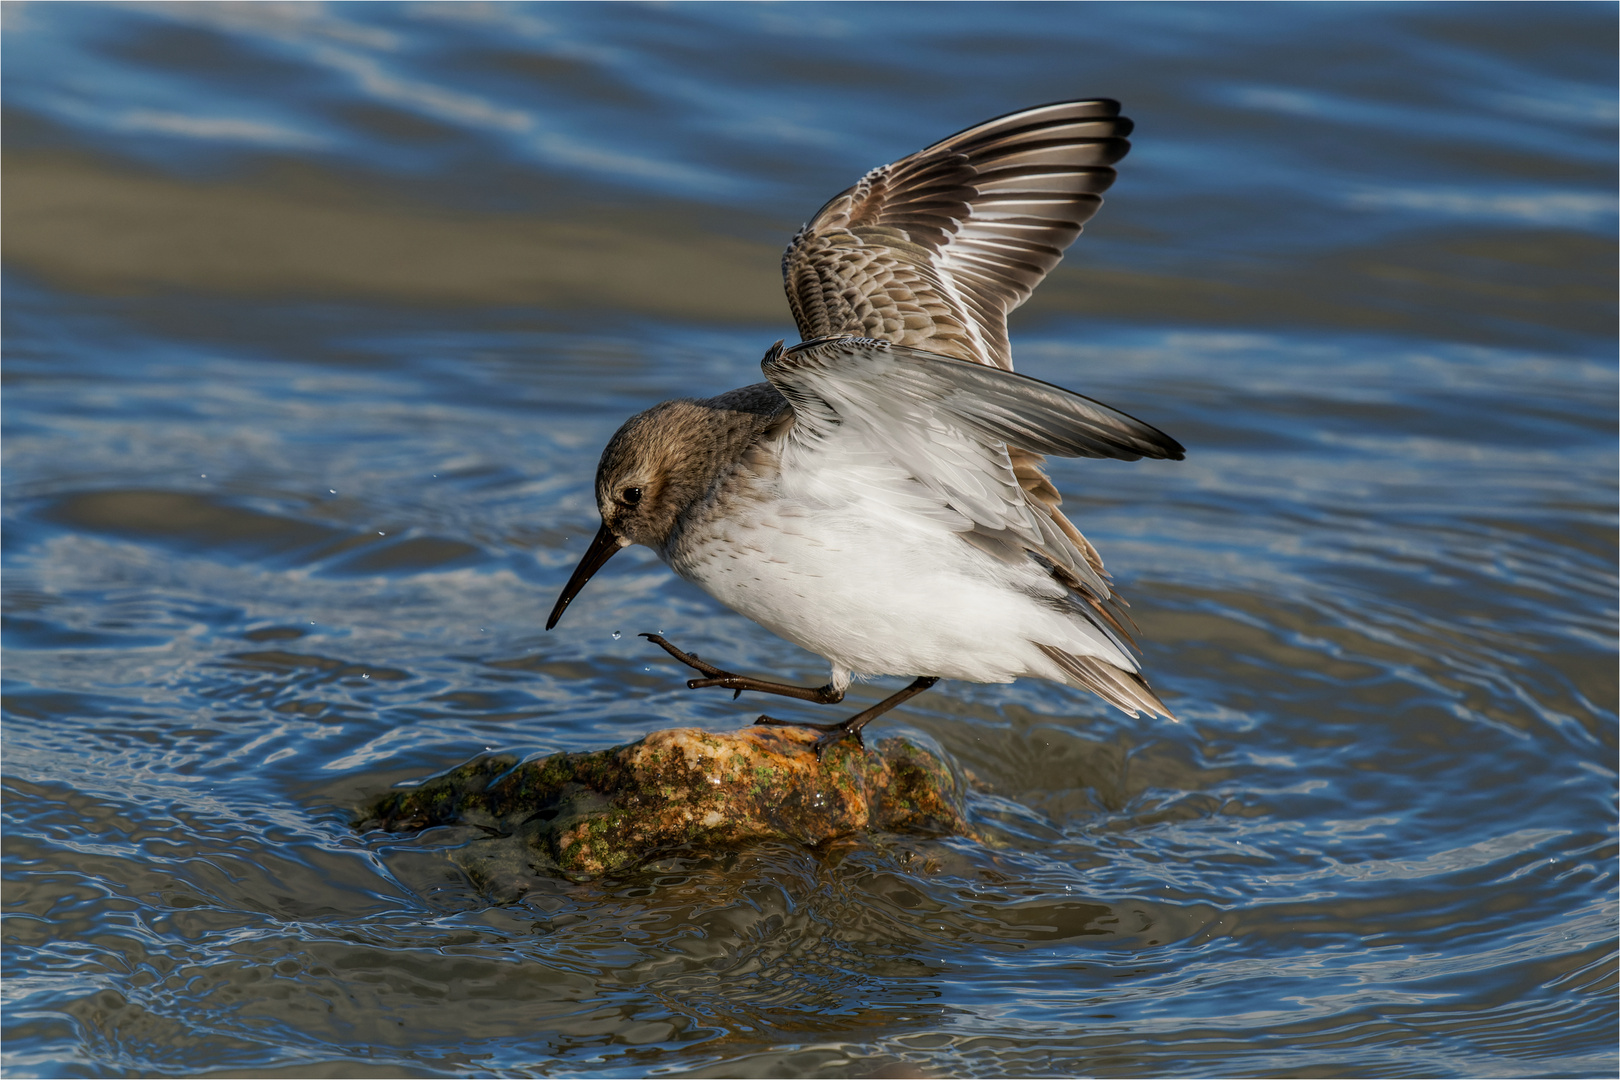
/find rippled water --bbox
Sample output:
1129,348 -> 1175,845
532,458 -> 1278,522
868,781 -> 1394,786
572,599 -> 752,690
3,4 -> 1615,1077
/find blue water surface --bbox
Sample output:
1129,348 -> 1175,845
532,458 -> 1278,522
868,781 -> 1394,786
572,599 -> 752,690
3,3 -> 1615,1077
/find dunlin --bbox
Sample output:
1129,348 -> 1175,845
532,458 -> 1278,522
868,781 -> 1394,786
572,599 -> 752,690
548,100 -> 1184,751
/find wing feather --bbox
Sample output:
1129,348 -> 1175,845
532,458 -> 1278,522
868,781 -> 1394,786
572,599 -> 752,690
761,337 -> 1182,608
770,104 -> 1177,719
1036,644 -> 1176,720
782,99 -> 1131,370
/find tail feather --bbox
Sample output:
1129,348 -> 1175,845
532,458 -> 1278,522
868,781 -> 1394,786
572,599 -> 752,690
1035,643 -> 1175,720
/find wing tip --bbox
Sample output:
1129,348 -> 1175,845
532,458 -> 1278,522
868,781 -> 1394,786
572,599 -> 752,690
1035,642 -> 1177,721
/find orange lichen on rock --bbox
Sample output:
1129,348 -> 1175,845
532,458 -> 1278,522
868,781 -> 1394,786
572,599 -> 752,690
358,725 -> 972,878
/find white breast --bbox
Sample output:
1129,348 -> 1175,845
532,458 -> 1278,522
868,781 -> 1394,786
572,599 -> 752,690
664,465 -> 1133,685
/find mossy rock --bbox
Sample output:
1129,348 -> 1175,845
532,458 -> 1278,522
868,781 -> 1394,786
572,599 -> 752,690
358,725 -> 973,879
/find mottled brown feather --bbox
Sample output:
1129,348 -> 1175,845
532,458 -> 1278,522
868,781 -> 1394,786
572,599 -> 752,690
782,99 -> 1131,371
781,101 -> 1159,708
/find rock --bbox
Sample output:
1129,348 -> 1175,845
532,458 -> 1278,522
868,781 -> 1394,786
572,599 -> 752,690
357,725 -> 974,879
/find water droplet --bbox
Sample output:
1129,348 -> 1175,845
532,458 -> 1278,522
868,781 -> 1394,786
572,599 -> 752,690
612,630 -> 622,640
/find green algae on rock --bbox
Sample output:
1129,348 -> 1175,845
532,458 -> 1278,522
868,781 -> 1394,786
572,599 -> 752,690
358,725 -> 973,878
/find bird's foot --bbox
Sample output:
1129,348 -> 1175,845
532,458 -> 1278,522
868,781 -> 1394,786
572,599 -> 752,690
639,633 -> 746,697
639,633 -> 845,704
752,675 -> 940,758
754,714 -> 862,757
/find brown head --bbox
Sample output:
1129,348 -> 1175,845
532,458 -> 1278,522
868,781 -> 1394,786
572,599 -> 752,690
591,399 -> 730,549
546,386 -> 787,630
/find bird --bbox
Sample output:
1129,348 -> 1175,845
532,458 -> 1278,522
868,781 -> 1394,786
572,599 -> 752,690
546,100 -> 1184,754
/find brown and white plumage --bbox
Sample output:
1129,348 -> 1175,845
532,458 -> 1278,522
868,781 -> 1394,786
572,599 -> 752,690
778,100 -> 1170,718
550,101 -> 1181,745
783,99 -> 1131,371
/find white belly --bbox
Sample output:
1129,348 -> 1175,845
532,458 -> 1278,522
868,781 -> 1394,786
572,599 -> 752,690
665,491 -> 1129,684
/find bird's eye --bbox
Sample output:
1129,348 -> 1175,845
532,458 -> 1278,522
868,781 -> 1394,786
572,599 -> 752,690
621,487 -> 642,506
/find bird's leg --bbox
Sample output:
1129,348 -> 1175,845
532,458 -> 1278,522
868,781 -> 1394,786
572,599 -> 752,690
756,676 -> 940,755
639,634 -> 845,704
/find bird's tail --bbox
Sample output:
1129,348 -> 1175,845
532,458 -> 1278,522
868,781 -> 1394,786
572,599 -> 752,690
1034,643 -> 1176,721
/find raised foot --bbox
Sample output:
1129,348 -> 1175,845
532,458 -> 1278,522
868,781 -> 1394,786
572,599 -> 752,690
639,633 -> 745,698
639,633 -> 845,705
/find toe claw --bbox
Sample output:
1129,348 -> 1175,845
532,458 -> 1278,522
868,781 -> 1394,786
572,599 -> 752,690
812,726 -> 861,757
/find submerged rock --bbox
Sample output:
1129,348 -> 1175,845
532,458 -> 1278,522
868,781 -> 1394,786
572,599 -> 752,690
358,725 -> 973,878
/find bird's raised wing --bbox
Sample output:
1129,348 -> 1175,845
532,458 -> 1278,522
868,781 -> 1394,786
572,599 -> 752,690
782,100 -> 1131,371
762,337 -> 1181,605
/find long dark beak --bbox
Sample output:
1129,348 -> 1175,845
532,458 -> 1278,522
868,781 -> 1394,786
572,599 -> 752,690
546,520 -> 625,630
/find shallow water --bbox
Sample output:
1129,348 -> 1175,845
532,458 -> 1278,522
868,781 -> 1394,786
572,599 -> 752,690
3,3 -> 1615,1077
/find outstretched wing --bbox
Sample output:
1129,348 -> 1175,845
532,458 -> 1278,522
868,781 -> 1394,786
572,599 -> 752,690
782,100 -> 1131,371
761,337 -> 1181,607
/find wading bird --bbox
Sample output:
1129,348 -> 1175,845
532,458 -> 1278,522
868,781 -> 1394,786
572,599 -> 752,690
548,100 -> 1184,752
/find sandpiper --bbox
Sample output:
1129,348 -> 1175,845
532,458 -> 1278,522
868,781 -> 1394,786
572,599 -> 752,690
548,100 -> 1184,752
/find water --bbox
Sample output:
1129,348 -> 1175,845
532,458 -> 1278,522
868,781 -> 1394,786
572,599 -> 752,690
3,3 -> 1614,1076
